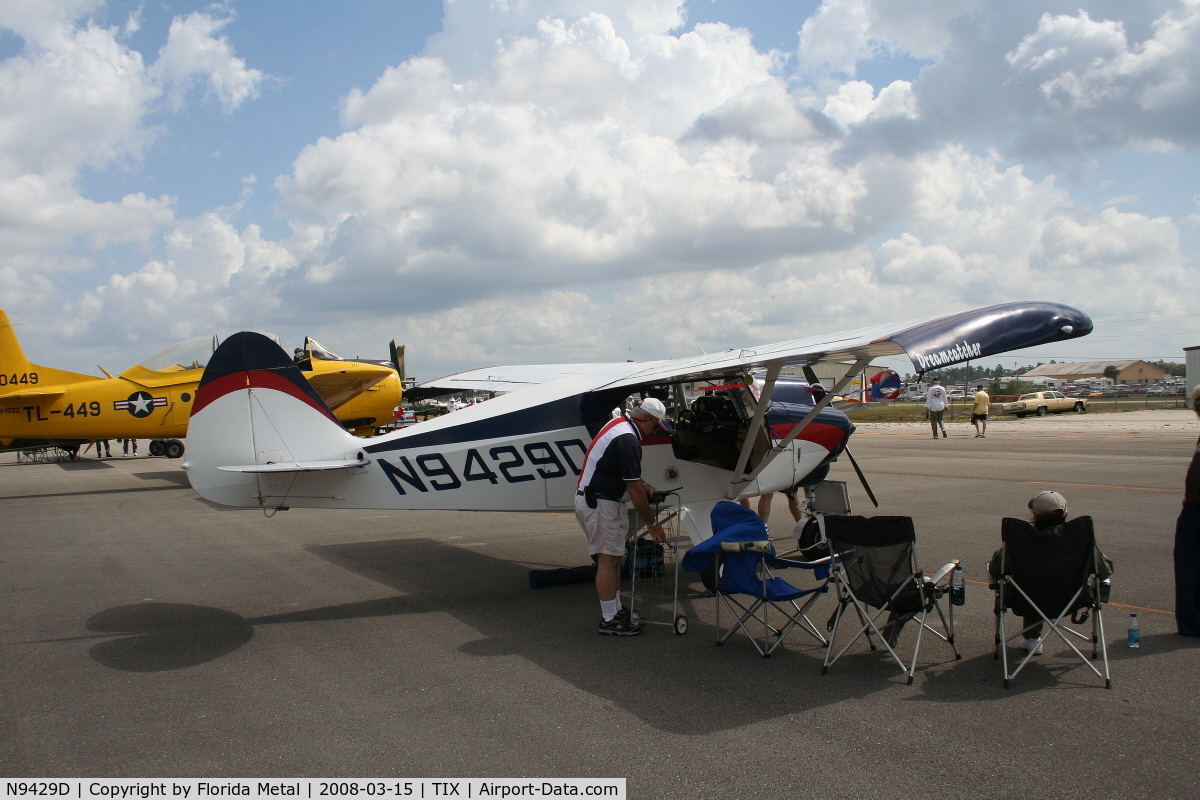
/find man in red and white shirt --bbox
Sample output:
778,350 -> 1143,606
575,398 -> 668,635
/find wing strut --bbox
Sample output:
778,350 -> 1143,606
725,363 -> 782,498
732,357 -> 871,492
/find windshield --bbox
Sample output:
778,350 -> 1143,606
138,335 -> 219,372
138,332 -> 281,372
306,338 -> 340,360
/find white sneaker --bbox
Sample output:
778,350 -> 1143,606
1019,637 -> 1043,654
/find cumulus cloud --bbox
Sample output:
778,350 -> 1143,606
3,0 -> 1199,376
0,0 -> 268,337
150,9 -> 265,113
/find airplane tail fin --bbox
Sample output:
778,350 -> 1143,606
185,331 -> 361,507
0,308 -> 100,394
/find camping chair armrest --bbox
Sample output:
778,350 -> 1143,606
772,555 -> 833,569
929,561 -> 958,585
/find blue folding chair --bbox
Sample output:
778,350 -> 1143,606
683,501 -> 832,657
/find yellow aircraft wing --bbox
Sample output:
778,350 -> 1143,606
2,388 -> 66,402
305,365 -> 393,411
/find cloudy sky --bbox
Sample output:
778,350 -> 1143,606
3,0 -> 1199,381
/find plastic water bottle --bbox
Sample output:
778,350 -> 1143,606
950,564 -> 965,606
1128,613 -> 1140,648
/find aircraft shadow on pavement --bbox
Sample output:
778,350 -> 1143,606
301,537 -> 951,734
82,538 -> 993,733
86,603 -> 255,672
56,460 -> 113,471
132,470 -> 190,486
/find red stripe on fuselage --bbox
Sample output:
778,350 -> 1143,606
192,372 -> 249,416
192,369 -> 339,424
770,421 -> 847,452
248,370 -> 341,424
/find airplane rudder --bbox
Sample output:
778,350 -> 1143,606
0,308 -> 34,379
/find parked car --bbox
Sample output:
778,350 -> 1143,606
947,389 -> 966,400
1000,391 -> 1088,417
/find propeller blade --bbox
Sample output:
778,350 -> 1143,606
802,365 -> 827,401
844,447 -> 879,508
390,340 -> 405,381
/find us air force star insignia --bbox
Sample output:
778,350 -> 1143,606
114,391 -> 168,418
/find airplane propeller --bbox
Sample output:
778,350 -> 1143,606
843,446 -> 879,508
389,340 -> 405,380
802,365 -> 827,400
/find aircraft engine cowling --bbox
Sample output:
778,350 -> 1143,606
764,401 -> 854,488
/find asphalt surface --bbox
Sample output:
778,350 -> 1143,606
2,411 -> 1198,798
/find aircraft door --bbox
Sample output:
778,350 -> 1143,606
167,386 -> 196,436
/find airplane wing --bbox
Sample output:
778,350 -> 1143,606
414,301 -> 1091,396
409,363 -> 615,399
1,389 -> 66,402
305,365 -> 394,410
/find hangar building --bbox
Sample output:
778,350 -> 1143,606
1021,360 -> 1165,385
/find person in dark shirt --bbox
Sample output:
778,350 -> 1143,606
574,398 -> 668,636
1175,387 -> 1200,636
989,491 -> 1113,653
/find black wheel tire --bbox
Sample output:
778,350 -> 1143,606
1035,406 -> 1048,417
1015,413 -> 1026,419
1074,402 -> 1085,412
165,440 -> 185,459
674,615 -> 688,635
148,440 -> 166,457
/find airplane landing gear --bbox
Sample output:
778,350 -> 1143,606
149,439 -> 185,458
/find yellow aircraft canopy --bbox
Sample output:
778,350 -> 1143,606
136,334 -> 220,372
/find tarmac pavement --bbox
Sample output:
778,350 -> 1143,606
1,412 -> 1198,798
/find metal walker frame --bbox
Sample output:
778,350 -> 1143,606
625,492 -> 689,635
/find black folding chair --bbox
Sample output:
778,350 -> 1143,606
821,515 -> 961,684
994,516 -> 1111,689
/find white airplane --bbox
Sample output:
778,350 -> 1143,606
183,301 -> 1091,544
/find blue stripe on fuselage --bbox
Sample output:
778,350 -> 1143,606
363,394 -> 590,453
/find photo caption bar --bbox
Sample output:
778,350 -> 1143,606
3,781 -> 626,800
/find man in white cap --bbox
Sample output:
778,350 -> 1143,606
925,378 -> 948,439
575,397 -> 669,635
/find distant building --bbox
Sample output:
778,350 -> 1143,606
1021,360 -> 1166,385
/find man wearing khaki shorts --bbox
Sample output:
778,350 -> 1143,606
575,398 -> 668,635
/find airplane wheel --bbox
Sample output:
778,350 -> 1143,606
148,440 -> 166,457
165,440 -> 185,459
674,615 -> 688,635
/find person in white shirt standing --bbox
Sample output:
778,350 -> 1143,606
925,379 -> 948,439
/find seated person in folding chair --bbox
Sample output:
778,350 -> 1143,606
989,491 -> 1113,653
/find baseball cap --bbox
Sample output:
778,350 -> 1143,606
1028,491 -> 1067,516
634,397 -> 668,420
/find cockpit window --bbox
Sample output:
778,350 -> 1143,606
307,339 -> 340,360
138,335 -> 219,372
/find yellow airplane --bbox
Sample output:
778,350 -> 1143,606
0,309 -> 402,458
